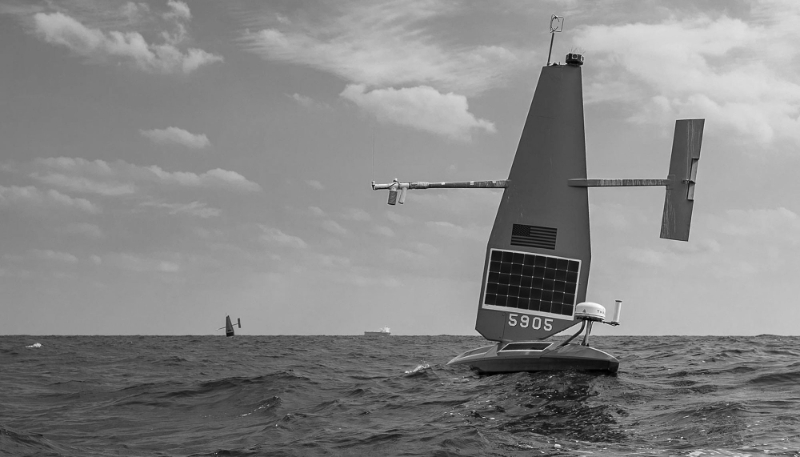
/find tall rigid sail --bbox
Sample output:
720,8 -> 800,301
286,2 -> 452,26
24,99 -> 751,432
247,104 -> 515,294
222,316 -> 241,337
476,53 -> 590,344
372,30 -> 705,373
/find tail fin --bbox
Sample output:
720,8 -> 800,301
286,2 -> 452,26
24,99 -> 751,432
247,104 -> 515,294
661,119 -> 704,241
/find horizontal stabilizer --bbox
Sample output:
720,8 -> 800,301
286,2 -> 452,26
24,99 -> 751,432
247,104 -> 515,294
661,119 -> 704,241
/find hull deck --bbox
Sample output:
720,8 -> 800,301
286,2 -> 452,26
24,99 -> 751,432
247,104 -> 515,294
447,341 -> 619,374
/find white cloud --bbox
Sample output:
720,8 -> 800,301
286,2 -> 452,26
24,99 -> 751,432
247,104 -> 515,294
239,1 -> 520,139
306,180 -> 324,190
715,207 -> 800,243
33,173 -> 137,196
425,221 -> 487,242
241,1 -> 521,95
289,93 -> 329,110
372,225 -> 395,237
64,223 -> 105,238
32,11 -> 222,74
291,93 -> 315,107
412,187 -> 503,215
312,253 -> 351,268
573,10 -> 800,146
385,210 -> 413,226
321,219 -> 348,236
30,249 -> 79,263
29,157 -> 261,194
259,226 -> 308,249
140,200 -> 221,218
101,253 -> 180,273
0,185 -> 100,213
140,127 -> 210,149
341,84 -> 495,141
341,207 -> 371,222
386,242 -> 439,265
164,0 -> 191,20
625,247 -> 668,268
120,2 -> 150,23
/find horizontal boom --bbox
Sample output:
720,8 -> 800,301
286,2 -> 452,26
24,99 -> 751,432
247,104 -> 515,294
372,179 -> 508,205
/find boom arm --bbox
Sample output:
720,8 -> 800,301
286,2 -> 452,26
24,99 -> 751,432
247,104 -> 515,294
371,179 -> 508,205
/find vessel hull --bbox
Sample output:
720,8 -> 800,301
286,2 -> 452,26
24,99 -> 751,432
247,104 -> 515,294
447,342 -> 618,374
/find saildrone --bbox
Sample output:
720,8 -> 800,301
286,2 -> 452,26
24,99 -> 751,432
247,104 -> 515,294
220,316 -> 241,337
371,17 -> 705,373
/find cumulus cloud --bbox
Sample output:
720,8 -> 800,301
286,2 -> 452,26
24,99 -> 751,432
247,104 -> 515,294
140,200 -> 221,218
30,249 -> 79,263
715,207 -> 800,243
305,180 -> 324,190
321,219 -> 348,236
385,210 -> 413,226
28,157 -> 261,194
0,185 -> 100,213
64,223 -> 105,238
341,207 -> 371,222
341,84 -> 495,141
140,127 -> 210,149
164,0 -> 191,20
32,10 -> 221,74
100,253 -> 180,273
240,1 -> 515,139
259,225 -> 308,249
241,1 -> 521,95
372,225 -> 395,237
425,220 -> 487,242
289,93 -> 329,110
573,9 -> 800,146
33,173 -> 137,197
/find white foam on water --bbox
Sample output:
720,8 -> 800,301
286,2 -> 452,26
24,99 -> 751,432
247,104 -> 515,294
404,362 -> 430,374
26,343 -> 42,348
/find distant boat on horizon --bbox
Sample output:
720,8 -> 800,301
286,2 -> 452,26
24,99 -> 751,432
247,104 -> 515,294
364,327 -> 391,336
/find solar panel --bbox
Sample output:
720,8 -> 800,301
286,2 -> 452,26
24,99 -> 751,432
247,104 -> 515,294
482,249 -> 580,318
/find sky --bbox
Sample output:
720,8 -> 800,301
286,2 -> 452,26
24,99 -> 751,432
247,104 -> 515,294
2,0 -> 799,336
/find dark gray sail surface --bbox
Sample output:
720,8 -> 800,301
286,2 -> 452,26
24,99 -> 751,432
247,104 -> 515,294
225,316 -> 234,337
477,61 -> 590,343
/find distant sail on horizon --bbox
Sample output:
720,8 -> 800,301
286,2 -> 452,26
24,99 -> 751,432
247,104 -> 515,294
222,316 -> 241,337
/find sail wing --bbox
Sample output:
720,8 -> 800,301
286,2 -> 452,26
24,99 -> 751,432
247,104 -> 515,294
476,63 -> 590,343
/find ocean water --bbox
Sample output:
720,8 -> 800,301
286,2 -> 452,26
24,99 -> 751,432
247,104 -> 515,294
1,335 -> 799,457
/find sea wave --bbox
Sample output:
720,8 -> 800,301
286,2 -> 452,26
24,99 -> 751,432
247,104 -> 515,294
1,335 -> 799,456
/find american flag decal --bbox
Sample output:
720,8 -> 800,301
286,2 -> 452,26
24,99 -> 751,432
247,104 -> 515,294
510,224 -> 557,250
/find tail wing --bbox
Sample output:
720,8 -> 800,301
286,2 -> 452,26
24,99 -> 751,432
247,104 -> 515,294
660,119 -> 705,241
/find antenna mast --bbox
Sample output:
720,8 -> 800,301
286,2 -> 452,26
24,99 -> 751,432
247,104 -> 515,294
547,14 -> 564,66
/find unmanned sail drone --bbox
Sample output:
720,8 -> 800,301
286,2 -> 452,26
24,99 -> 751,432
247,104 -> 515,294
371,20 -> 704,374
220,316 -> 241,337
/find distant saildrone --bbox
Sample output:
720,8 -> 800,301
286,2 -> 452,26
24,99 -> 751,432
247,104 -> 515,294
220,316 -> 241,337
371,16 -> 705,374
